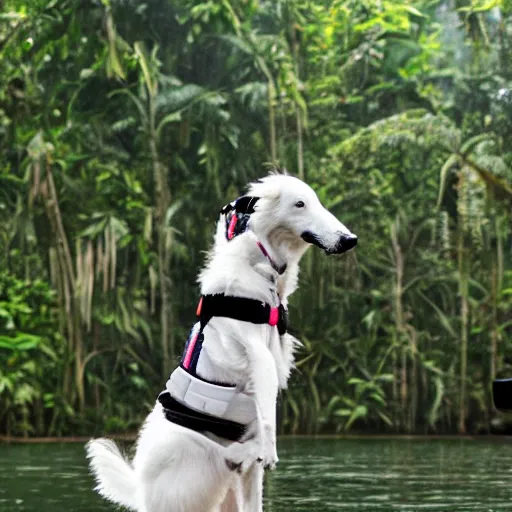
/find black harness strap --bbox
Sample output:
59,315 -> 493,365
198,294 -> 288,336
158,391 -> 246,442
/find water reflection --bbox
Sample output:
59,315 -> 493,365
0,438 -> 511,511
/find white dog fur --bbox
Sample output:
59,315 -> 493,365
86,173 -> 356,512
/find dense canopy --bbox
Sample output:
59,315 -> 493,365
1,0 -> 511,437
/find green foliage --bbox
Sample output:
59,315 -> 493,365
0,0 -> 511,437
0,272 -> 61,436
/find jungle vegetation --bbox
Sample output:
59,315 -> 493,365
1,0 -> 511,437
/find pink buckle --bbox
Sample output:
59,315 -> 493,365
269,307 -> 279,326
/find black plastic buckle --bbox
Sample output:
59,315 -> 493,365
277,304 -> 288,336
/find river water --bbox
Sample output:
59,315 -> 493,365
1,437 -> 511,511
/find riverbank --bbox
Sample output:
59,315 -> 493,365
1,433 -> 511,444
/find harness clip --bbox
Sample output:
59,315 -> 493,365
269,307 -> 279,326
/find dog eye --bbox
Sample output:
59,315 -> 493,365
295,201 -> 305,208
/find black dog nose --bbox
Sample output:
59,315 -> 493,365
335,233 -> 357,253
344,234 -> 358,250
346,235 -> 357,249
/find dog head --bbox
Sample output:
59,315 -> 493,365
245,174 -> 357,256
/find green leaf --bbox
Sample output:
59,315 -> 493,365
378,411 -> 393,427
109,89 -> 148,124
134,41 -> 154,95
370,392 -> 386,406
164,201 -> 183,226
428,376 -> 445,427
105,10 -> 127,80
216,34 -> 254,55
375,373 -> 394,382
419,291 -> 457,338
0,334 -> 41,351
345,405 -> 368,431
155,84 -> 207,116
402,6 -> 426,17
347,377 -> 366,385
155,112 -> 181,140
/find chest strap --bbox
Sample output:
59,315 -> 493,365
181,293 -> 288,374
197,293 -> 288,335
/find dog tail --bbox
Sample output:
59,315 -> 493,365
86,438 -> 138,510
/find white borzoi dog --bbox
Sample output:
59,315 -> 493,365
86,173 -> 357,512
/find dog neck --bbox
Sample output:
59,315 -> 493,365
251,229 -> 309,303
198,227 -> 307,306
257,227 -> 309,269
256,241 -> 286,275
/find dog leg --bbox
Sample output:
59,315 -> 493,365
219,429 -> 263,511
219,487 -> 238,512
242,463 -> 264,512
219,475 -> 245,512
243,343 -> 279,469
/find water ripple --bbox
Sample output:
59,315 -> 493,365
0,438 -> 511,511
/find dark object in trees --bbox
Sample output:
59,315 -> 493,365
493,379 -> 512,412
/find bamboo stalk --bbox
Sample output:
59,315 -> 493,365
146,68 -> 173,378
110,223 -> 116,290
45,164 -> 76,290
296,105 -> 304,180
490,254 -> 498,381
459,289 -> 468,434
457,173 -> 469,434
391,218 -> 406,431
103,227 -> 110,293
267,81 -> 277,162
96,237 -> 103,279
406,325 -> 418,432
86,240 -> 94,331
291,24 -> 304,180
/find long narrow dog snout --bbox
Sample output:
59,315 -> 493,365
333,233 -> 358,254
